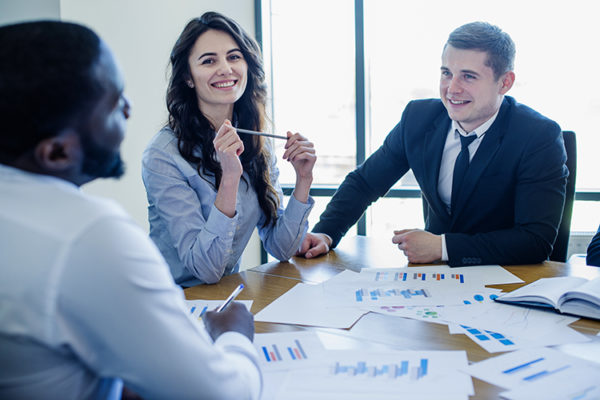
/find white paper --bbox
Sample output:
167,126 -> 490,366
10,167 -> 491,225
463,347 -> 600,399
277,349 -> 473,398
254,283 -> 366,328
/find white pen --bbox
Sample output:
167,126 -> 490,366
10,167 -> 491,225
236,127 -> 288,140
215,283 -> 245,312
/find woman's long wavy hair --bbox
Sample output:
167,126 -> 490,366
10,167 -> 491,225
167,11 -> 279,227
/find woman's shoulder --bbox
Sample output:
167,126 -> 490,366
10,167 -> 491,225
145,126 -> 179,152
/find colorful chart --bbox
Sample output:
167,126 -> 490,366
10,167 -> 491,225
373,271 -> 464,283
262,339 -> 307,363
355,287 -> 431,302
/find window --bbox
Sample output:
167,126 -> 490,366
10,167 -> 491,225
260,0 -> 600,247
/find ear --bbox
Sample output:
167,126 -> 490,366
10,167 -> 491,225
33,129 -> 82,172
499,71 -> 515,94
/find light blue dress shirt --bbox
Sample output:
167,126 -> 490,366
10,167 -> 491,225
142,126 -> 314,287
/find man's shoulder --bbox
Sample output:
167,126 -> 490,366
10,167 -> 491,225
406,98 -> 446,115
504,96 -> 561,131
398,98 -> 448,132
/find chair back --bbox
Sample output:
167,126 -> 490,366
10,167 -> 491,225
550,130 -> 577,262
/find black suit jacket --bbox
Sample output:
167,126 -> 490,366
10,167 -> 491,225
587,226 -> 600,267
314,96 -> 568,266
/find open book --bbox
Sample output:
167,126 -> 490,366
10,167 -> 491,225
494,276 -> 600,320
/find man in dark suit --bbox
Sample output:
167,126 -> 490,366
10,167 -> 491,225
587,226 -> 600,267
298,21 -> 568,267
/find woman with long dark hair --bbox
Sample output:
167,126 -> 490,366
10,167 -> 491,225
142,12 -> 316,286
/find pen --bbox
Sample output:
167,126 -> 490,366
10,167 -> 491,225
236,128 -> 288,140
215,283 -> 245,312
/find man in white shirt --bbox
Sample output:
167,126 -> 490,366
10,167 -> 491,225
0,21 -> 261,399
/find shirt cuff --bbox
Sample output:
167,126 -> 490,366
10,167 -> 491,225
214,331 -> 262,400
284,195 -> 315,223
205,204 -> 239,242
441,234 -> 449,261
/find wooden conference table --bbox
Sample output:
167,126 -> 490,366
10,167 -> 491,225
184,236 -> 600,399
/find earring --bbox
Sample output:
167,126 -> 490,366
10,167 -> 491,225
186,80 -> 194,88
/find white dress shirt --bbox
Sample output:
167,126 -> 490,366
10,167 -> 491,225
0,164 -> 261,400
438,112 -> 499,260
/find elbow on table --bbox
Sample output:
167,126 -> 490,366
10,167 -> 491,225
183,256 -> 226,285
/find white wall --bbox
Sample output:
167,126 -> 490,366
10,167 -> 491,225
1,0 -> 262,269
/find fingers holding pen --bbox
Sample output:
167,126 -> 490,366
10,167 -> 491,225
214,120 -> 243,178
214,119 -> 244,157
283,131 -> 316,162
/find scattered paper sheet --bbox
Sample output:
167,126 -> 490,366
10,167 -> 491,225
276,350 -> 473,399
254,282 -> 366,328
462,347 -> 600,399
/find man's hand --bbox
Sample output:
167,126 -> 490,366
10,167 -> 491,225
203,302 -> 254,342
392,229 -> 442,264
296,232 -> 331,259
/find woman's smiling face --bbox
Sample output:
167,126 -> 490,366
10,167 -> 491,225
187,29 -> 248,114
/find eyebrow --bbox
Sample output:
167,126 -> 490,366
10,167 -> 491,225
198,48 -> 242,60
440,66 -> 481,77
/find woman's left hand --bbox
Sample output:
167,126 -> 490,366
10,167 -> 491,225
282,132 -> 316,180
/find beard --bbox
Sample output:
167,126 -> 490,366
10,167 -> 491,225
80,134 -> 125,179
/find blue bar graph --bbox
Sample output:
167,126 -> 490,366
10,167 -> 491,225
333,359 -> 428,380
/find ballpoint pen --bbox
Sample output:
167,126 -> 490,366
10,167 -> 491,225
235,127 -> 288,140
215,283 -> 245,312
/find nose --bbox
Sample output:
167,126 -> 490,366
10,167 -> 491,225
447,76 -> 462,94
217,59 -> 233,76
122,95 -> 131,119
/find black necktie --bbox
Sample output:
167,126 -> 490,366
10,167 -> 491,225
451,132 -> 477,214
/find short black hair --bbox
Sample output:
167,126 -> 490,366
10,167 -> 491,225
0,20 -> 103,163
446,21 -> 515,80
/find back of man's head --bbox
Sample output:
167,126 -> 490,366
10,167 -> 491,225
0,21 -> 103,164
446,21 -> 515,81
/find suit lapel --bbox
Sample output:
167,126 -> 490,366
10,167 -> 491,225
421,114 -> 451,219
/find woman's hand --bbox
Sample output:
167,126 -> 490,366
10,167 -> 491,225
283,132 -> 316,181
283,132 -> 316,203
213,120 -> 244,179
213,120 -> 243,217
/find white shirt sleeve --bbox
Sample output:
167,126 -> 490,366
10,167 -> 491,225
441,234 -> 449,261
55,214 -> 262,400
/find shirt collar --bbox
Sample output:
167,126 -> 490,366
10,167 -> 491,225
452,109 -> 500,138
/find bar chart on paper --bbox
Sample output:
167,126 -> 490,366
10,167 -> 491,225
333,358 -> 428,380
464,347 -> 600,399
501,356 -> 574,384
279,350 -> 473,398
355,287 -> 431,302
253,331 -> 326,371
373,271 -> 465,283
